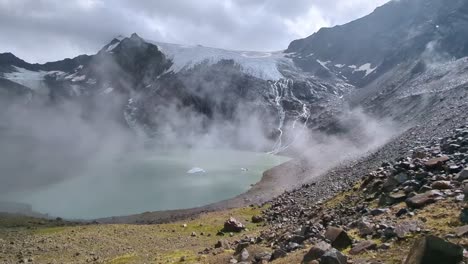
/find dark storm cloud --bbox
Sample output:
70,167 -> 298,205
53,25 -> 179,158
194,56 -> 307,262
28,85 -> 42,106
0,0 -> 389,63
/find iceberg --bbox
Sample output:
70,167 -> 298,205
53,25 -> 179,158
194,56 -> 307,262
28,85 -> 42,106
187,167 -> 206,174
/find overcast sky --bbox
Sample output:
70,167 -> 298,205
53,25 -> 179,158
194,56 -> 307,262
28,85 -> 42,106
0,0 -> 389,63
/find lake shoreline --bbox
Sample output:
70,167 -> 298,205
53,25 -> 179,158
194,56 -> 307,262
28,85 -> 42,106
96,159 -> 309,224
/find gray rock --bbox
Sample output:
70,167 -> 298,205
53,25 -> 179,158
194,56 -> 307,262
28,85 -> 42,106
395,172 -> 409,183
431,181 -> 452,190
456,168 -> 468,182
240,248 -> 249,262
382,177 -> 399,192
380,192 -> 407,206
405,190 -> 442,209
379,243 -> 391,250
349,240 -> 377,255
324,226 -> 352,250
396,208 -> 409,217
270,249 -> 287,261
302,241 -> 331,263
224,217 -> 245,232
395,221 -> 423,239
460,208 -> 468,224
383,226 -> 397,238
251,215 -> 264,223
214,239 -> 230,249
404,235 -> 463,264
320,248 -> 347,264
454,225 -> 468,237
290,235 -> 306,244
370,208 -> 388,216
235,242 -> 249,253
424,156 -> 450,170
254,252 -> 272,262
357,220 -> 375,237
286,242 -> 301,251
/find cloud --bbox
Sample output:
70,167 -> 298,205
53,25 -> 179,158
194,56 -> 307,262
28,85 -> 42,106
0,0 -> 389,63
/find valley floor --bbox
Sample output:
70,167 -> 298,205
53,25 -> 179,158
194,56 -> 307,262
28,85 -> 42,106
0,178 -> 465,264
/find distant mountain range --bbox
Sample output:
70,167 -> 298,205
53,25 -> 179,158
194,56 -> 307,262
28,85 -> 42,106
1,0 -> 467,153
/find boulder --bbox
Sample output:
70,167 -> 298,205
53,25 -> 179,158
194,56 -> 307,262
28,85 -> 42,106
349,240 -> 377,255
324,227 -> 352,250
460,207 -> 468,224
357,221 -> 375,237
396,208 -> 409,217
394,221 -> 423,239
251,215 -> 264,223
405,190 -> 442,209
394,172 -> 409,183
240,248 -> 249,262
448,165 -> 462,173
463,180 -> 468,200
254,252 -> 272,262
289,235 -> 306,244
456,168 -> 468,182
424,156 -> 449,170
214,239 -> 230,249
286,242 -> 301,251
320,248 -> 347,264
431,181 -> 452,190
302,241 -> 331,263
270,249 -> 287,261
382,177 -> 399,192
235,242 -> 250,253
379,192 -> 407,206
454,225 -> 468,237
404,235 -> 463,264
223,217 -> 245,232
370,208 -> 388,216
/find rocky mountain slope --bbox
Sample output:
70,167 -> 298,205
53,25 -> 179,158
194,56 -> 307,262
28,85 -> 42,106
1,0 -> 467,155
0,33 -> 350,154
287,0 -> 468,87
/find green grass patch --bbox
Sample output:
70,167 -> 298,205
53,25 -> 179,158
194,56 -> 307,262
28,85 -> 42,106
161,250 -> 199,263
106,253 -> 139,264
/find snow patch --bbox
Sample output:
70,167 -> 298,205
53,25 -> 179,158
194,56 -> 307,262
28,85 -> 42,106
348,65 -> 357,69
71,75 -> 86,82
86,79 -> 97,85
316,60 -> 331,70
353,63 -> 377,77
3,66 -> 46,90
334,64 -> 345,68
102,87 -> 114,94
106,42 -> 120,52
46,71 -> 67,80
